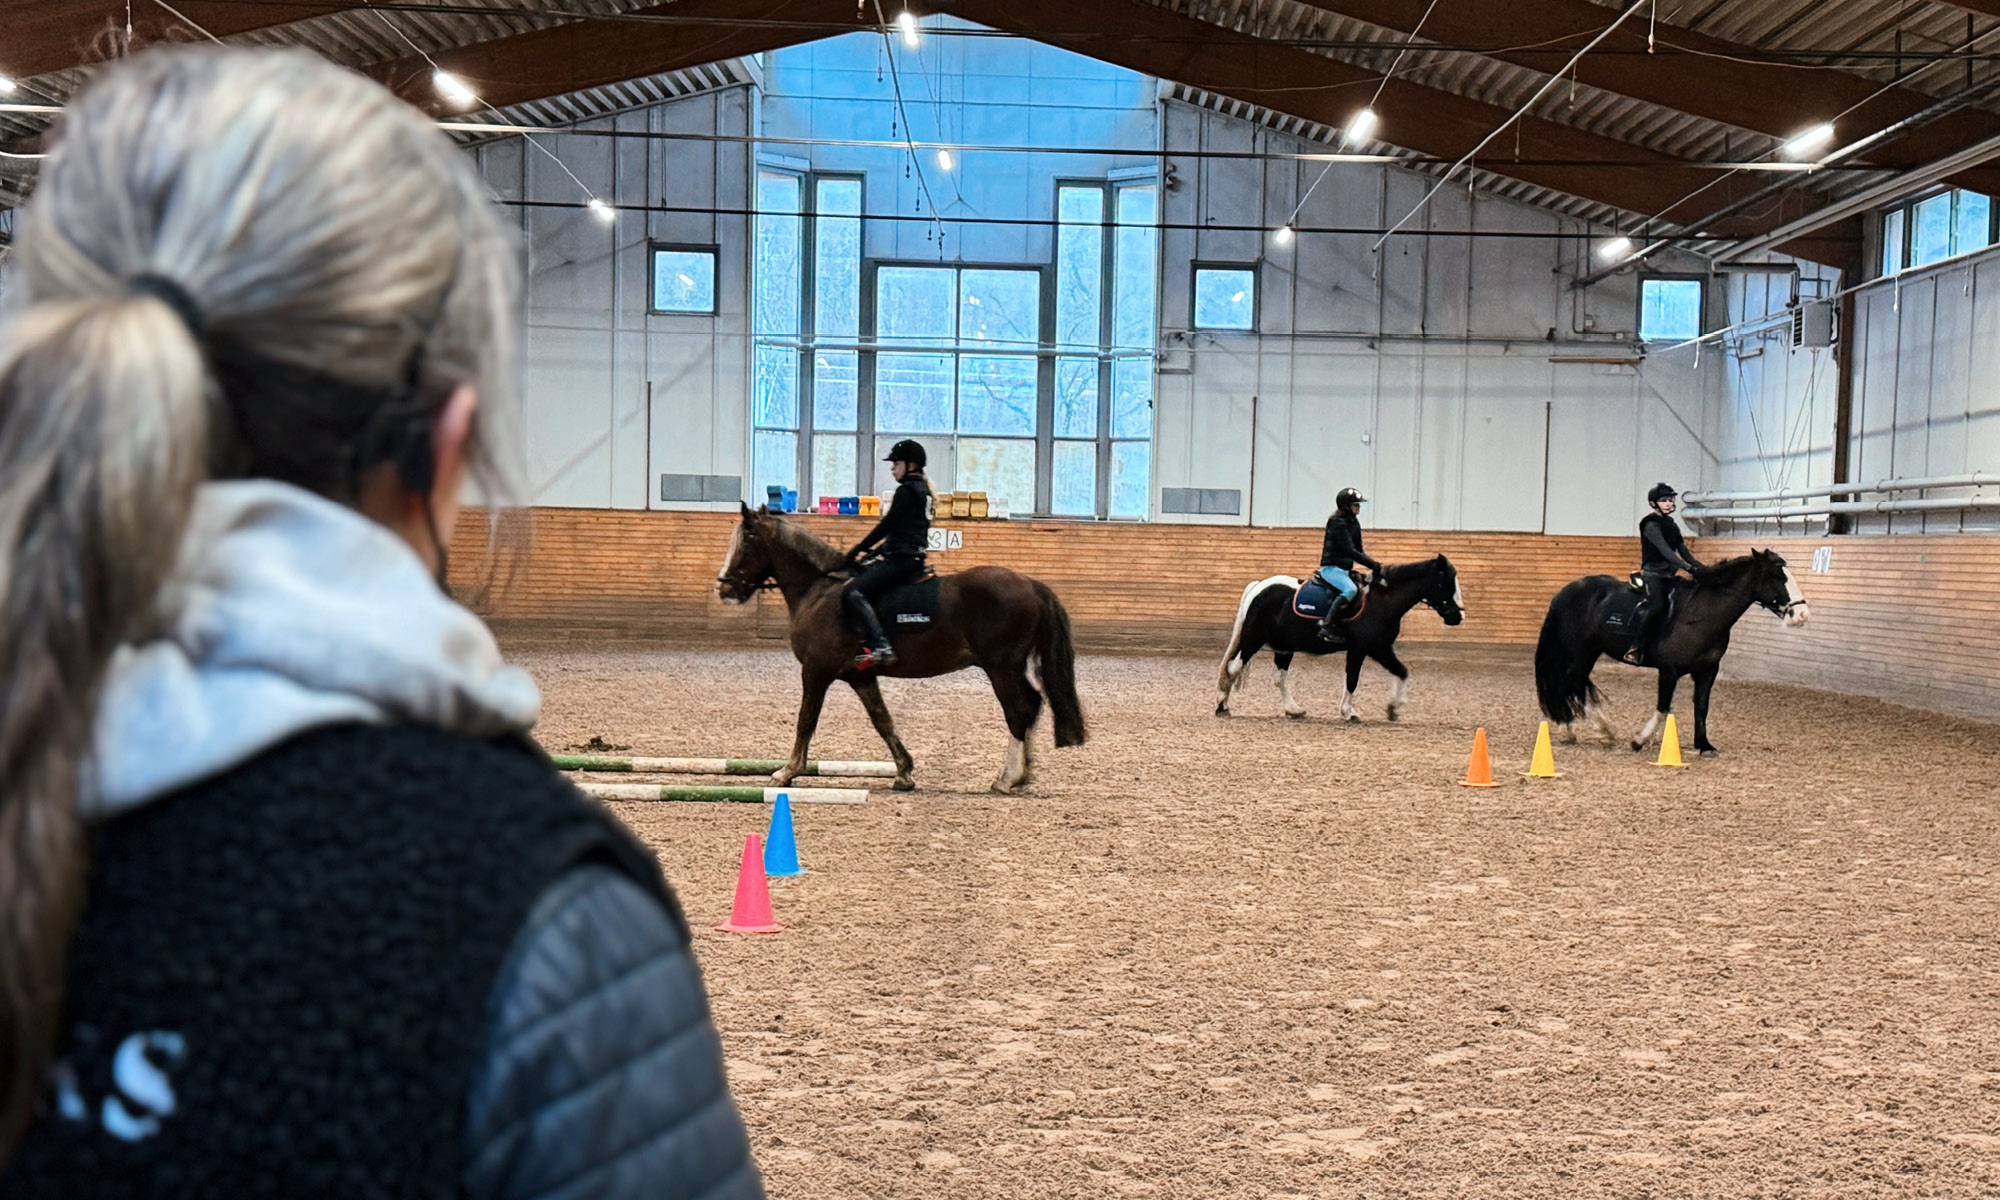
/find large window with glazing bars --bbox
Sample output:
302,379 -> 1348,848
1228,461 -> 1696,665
1880,187 -> 1995,278
750,173 -> 1157,518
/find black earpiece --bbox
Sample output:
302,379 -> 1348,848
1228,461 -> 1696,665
389,411 -> 435,497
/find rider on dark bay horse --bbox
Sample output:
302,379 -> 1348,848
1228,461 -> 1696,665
1317,487 -> 1383,641
842,438 -> 935,671
1621,481 -> 1706,666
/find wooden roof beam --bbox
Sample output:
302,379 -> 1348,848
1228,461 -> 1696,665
0,1 -> 353,80
1295,0 -> 2000,196
368,0 -> 865,113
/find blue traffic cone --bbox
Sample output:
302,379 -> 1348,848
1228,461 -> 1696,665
763,792 -> 806,876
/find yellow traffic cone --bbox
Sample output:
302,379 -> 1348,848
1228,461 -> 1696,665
1524,721 -> 1563,778
1654,713 -> 1690,768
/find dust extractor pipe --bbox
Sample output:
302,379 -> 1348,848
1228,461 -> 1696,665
552,755 -> 896,777
1684,472 -> 2000,505
1687,496 -> 2000,521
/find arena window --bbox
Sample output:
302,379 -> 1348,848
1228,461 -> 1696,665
1191,265 -> 1256,331
649,246 -> 717,315
1879,188 -> 1995,277
751,168 -> 803,502
1638,276 -> 1704,344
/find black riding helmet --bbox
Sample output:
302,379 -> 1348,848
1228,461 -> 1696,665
1647,481 -> 1678,506
884,439 -> 928,469
1336,487 -> 1366,510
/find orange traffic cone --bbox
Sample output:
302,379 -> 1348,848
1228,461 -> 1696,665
1458,727 -> 1502,788
717,834 -> 785,933
1654,714 -> 1690,768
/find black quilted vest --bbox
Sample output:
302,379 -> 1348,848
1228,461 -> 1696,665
3,723 -> 676,1199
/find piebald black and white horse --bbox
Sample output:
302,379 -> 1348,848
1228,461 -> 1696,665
1534,549 -> 1808,756
1215,556 -> 1465,722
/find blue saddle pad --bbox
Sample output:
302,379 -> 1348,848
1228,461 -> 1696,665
1292,577 -> 1337,620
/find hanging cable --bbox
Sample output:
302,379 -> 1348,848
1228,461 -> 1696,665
1372,0 -> 1653,253
868,0 -> 945,247
1274,0 -> 1442,242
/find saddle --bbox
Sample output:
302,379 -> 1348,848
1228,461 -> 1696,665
1608,573 -> 1686,631
1291,569 -> 1368,622
868,570 -> 941,636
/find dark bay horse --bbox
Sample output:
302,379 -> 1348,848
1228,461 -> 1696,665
1535,549 -> 1809,756
1215,556 -> 1465,722
716,504 -> 1087,793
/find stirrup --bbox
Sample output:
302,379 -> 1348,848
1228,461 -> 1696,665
855,645 -> 897,671
1620,646 -> 1645,666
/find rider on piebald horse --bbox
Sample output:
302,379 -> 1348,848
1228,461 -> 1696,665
841,438 -> 934,672
1621,481 -> 1705,666
1316,487 -> 1383,641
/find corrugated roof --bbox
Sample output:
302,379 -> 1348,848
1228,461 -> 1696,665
4,0 -> 1995,236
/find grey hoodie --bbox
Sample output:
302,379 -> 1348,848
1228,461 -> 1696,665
85,478 -> 541,820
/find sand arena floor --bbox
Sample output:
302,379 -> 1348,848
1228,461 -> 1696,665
521,641 -> 2000,1199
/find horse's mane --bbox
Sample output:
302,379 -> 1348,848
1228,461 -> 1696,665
1381,556 -> 1447,586
766,515 -> 850,573
1690,552 -> 1764,585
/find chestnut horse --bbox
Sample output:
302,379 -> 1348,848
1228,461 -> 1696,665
716,505 -> 1086,792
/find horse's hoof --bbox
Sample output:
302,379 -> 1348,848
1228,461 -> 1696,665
1285,710 -> 1307,721
1345,715 -> 1361,725
1215,706 -> 1230,718
1386,707 -> 1400,723
1629,741 -> 1645,753
1699,747 -> 1720,758
893,777 -> 916,792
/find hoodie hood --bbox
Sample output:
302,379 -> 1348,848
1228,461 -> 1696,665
83,479 -> 540,819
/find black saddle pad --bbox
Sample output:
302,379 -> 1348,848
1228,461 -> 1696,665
1605,577 -> 1687,631
875,575 -> 941,635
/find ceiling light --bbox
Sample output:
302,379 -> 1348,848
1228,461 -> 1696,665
1344,107 -> 1378,145
0,76 -> 16,95
1598,235 -> 1633,261
1781,122 -> 1835,158
937,148 -> 953,170
432,69 -> 477,109
897,11 -> 920,47
1273,224 -> 1295,245
587,197 -> 615,224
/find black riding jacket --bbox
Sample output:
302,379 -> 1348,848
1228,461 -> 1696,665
854,470 -> 932,559
1320,510 -> 1381,573
1640,511 -> 1702,575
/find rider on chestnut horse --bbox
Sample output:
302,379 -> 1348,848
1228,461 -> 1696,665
841,438 -> 934,672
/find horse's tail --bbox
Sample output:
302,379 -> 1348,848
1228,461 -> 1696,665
1535,582 -> 1599,723
1217,577 -> 1265,690
1032,581 -> 1088,747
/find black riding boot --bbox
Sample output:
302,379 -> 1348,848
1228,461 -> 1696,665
843,586 -> 896,669
1316,589 -> 1349,642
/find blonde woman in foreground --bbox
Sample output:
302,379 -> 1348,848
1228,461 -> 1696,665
0,47 -> 762,1200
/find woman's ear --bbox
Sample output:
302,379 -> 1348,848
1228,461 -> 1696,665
430,384 -> 479,510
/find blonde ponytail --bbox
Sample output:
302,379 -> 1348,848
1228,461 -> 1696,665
0,295 -> 210,1154
0,43 -> 527,1162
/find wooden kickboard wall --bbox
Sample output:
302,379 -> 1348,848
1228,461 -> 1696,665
1700,534 -> 2000,722
449,508 -> 1637,651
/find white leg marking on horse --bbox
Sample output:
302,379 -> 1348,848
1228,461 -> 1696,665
1591,703 -> 1619,744
1388,674 -> 1410,707
1557,721 -> 1577,744
994,736 -> 1028,791
1635,709 -> 1666,747
1340,688 -> 1359,721
1277,668 -> 1306,716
